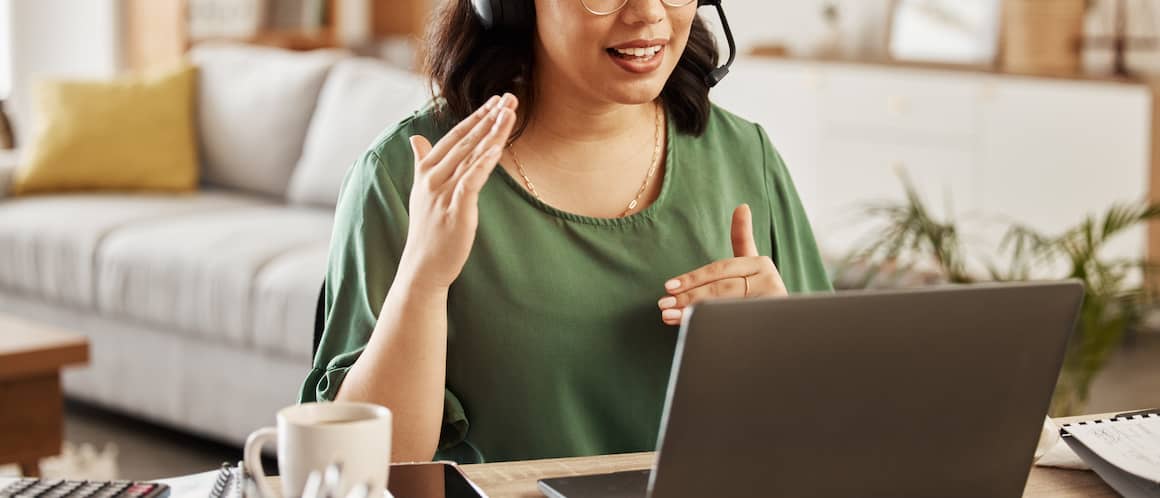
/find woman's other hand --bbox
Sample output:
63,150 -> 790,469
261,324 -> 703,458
657,204 -> 788,326
399,94 -> 518,293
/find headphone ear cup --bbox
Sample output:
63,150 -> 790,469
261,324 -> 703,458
473,0 -> 534,30
470,0 -> 497,28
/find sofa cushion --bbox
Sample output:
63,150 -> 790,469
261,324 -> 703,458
286,58 -> 428,208
95,206 -> 333,350
12,63 -> 200,195
190,43 -> 344,198
0,191 -> 263,308
252,244 -> 329,359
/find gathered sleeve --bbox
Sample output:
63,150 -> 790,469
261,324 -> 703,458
756,124 -> 833,294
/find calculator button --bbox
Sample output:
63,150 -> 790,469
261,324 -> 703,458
123,484 -> 153,498
76,483 -> 106,497
22,485 -> 53,497
108,483 -> 133,498
2,480 -> 166,498
10,479 -> 39,493
92,486 -> 122,498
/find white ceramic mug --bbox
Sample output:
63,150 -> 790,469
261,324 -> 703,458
244,402 -> 393,498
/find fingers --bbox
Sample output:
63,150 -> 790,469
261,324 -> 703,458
659,255 -> 788,326
658,276 -> 749,325
429,94 -> 518,186
450,104 -> 515,188
731,204 -> 759,257
660,205 -> 762,295
419,95 -> 501,170
654,204 -> 764,326
451,107 -> 516,209
428,97 -> 507,184
664,256 -> 766,295
409,135 -> 433,164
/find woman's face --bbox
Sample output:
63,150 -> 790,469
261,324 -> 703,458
533,0 -> 698,106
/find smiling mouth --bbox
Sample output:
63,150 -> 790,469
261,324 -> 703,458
606,45 -> 664,62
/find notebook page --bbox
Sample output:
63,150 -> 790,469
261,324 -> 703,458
1065,415 -> 1160,482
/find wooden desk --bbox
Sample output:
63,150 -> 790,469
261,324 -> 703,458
458,453 -> 1112,498
457,413 -> 1117,498
257,414 -> 1119,497
0,313 -> 90,477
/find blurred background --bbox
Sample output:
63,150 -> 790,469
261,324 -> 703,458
0,0 -> 1158,482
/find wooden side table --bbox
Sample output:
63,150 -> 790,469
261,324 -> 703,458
0,313 -> 89,477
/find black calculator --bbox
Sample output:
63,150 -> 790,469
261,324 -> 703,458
0,479 -> 170,498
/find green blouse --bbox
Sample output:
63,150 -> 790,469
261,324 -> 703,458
300,102 -> 832,464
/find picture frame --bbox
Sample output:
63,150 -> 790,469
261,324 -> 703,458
885,0 -> 1004,67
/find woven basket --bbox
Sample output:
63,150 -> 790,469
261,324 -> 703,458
1001,0 -> 1088,75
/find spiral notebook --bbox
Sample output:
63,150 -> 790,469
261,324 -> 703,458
1061,412 -> 1160,498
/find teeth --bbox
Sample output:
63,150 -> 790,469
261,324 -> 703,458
613,45 -> 661,57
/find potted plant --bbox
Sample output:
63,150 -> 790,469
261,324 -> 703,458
836,173 -> 1159,415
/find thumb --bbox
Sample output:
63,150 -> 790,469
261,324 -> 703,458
731,204 -> 759,257
409,135 -> 433,164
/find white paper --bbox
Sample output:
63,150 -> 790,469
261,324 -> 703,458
1036,439 -> 1090,470
1034,417 -> 1090,470
1064,415 -> 1160,482
158,469 -> 222,498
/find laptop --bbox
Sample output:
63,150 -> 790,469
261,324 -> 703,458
539,281 -> 1084,498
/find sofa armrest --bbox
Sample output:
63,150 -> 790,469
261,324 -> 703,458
0,149 -> 20,199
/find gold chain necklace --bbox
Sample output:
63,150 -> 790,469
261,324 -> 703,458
509,102 -> 663,218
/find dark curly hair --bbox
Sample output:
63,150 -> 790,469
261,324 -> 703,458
424,0 -> 720,140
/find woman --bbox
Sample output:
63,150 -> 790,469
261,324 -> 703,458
300,0 -> 831,464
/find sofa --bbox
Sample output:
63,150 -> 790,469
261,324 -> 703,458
0,43 -> 430,445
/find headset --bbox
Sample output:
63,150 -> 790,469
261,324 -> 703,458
469,0 -> 736,87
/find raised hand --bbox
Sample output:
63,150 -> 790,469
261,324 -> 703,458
397,94 -> 519,293
657,204 -> 788,326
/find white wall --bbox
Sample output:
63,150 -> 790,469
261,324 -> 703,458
5,0 -> 120,142
722,0 -> 892,58
723,0 -> 1160,75
0,1 -> 10,98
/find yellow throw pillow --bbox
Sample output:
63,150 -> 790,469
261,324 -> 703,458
11,64 -> 199,195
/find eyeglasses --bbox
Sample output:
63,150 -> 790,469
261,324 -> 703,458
579,0 -> 698,16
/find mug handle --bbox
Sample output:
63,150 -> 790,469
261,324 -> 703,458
244,427 -> 280,498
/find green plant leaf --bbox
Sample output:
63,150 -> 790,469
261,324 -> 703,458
842,175 -> 1160,416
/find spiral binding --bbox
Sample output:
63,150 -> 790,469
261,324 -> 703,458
234,461 -> 245,498
1062,411 -> 1158,427
208,459 -> 244,496
208,462 -> 234,498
